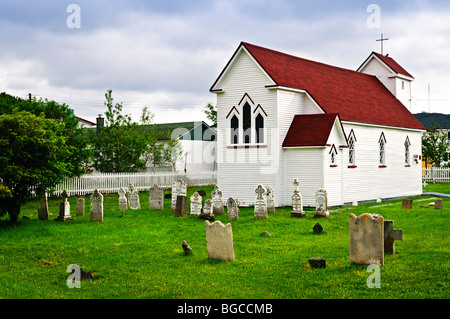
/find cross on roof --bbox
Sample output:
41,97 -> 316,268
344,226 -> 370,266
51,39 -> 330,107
376,33 -> 389,55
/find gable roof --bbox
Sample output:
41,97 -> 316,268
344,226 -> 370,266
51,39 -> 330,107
282,113 -> 343,147
214,42 -> 425,131
369,52 -> 414,79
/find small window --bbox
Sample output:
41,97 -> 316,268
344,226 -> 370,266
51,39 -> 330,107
402,81 -> 405,90
243,103 -> 251,144
348,136 -> 355,165
230,115 -> 239,144
379,133 -> 387,166
405,137 -> 411,165
255,113 -> 264,144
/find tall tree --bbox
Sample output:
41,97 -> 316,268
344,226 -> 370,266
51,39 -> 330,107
422,124 -> 450,167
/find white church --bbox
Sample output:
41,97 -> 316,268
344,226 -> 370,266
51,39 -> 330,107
209,42 -> 426,207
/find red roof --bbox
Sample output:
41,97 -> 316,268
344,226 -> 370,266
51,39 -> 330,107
283,113 -> 340,147
371,52 -> 414,78
234,42 -> 424,130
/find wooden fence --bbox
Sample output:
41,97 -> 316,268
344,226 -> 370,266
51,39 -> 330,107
422,168 -> 450,182
53,171 -> 217,196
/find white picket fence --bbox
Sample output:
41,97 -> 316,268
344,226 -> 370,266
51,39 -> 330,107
422,168 -> 450,182
53,171 -> 217,196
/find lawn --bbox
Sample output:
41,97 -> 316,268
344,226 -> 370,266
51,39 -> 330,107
423,181 -> 450,194
0,185 -> 448,299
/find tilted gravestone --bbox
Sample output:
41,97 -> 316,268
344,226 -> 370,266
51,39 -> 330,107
76,198 -> 85,216
54,190 -> 74,221
90,189 -> 103,222
190,191 -> 202,215
226,197 -> 239,221
211,185 -> 224,215
126,183 -> 140,210
266,186 -> 275,214
205,220 -> 235,261
174,194 -> 188,217
149,184 -> 164,210
401,199 -> 413,210
384,220 -> 403,254
171,179 -> 187,211
291,179 -> 306,218
254,184 -> 268,219
314,188 -> 329,218
118,187 -> 128,211
349,213 -> 384,265
37,194 -> 49,220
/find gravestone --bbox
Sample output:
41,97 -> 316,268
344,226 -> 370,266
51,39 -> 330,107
90,189 -> 103,222
211,185 -> 224,215
149,184 -> 164,210
349,213 -> 384,265
118,187 -> 128,211
174,194 -> 188,217
266,186 -> 275,214
190,191 -> 202,215
37,194 -> 49,220
291,179 -> 306,218
76,198 -> 85,216
171,179 -> 187,211
254,184 -> 268,219
205,220 -> 235,261
308,257 -> 326,269
199,199 -> 215,220
434,199 -> 443,210
401,199 -> 413,210
384,220 -> 403,254
314,188 -> 329,218
313,223 -> 323,234
182,240 -> 192,256
126,183 -> 140,210
54,190 -> 73,221
226,197 -> 239,221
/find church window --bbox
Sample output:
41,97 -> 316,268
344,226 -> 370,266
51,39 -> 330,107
243,102 -> 251,144
330,144 -> 338,166
255,113 -> 264,144
230,115 -> 239,144
404,137 -> 411,165
348,136 -> 355,165
379,133 -> 387,166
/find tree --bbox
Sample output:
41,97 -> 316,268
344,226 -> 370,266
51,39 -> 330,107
202,102 -> 217,126
0,112 -> 72,222
422,124 -> 450,167
91,90 -> 158,173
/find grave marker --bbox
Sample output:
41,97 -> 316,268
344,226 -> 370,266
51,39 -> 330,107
90,189 -> 103,222
401,199 -> 413,210
211,185 -> 224,215
254,184 -> 268,219
127,183 -> 140,210
76,198 -> 85,216
291,179 -> 306,218
226,197 -> 239,221
171,179 -> 187,211
37,194 -> 49,220
434,199 -> 443,210
314,188 -> 329,218
266,186 -> 275,214
54,190 -> 74,221
118,187 -> 128,211
384,220 -> 402,254
205,220 -> 235,261
149,184 -> 164,210
190,191 -> 202,215
174,194 -> 188,217
349,213 -> 384,265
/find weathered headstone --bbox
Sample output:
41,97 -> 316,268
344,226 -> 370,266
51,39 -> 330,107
54,190 -> 73,221
313,223 -> 323,234
149,184 -> 164,210
118,187 -> 128,211
37,194 -> 49,220
226,197 -> 239,221
349,213 -> 384,265
205,220 -> 235,261
171,179 -> 187,211
384,220 -> 403,254
308,257 -> 326,269
211,185 -> 224,215
314,188 -> 329,218
190,191 -> 202,215
401,199 -> 413,210
434,199 -> 443,210
76,198 -> 85,216
126,183 -> 140,210
199,199 -> 215,220
266,186 -> 275,214
90,189 -> 103,222
254,184 -> 268,219
174,194 -> 188,217
291,179 -> 306,218
182,240 -> 192,256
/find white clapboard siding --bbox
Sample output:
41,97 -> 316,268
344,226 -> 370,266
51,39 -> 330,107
323,124 -> 345,206
341,123 -> 422,203
359,57 -> 397,96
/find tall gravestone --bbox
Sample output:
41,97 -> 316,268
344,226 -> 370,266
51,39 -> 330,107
90,189 -> 104,222
149,184 -> 164,210
190,191 -> 202,215
265,186 -> 275,214
291,179 -> 306,218
54,190 -> 73,221
76,198 -> 85,216
205,220 -> 235,261
171,179 -> 187,211
174,194 -> 188,217
127,183 -> 140,210
118,187 -> 128,211
211,185 -> 224,215
349,213 -> 384,265
37,193 -> 49,220
254,184 -> 268,219
314,188 -> 329,218
227,197 -> 239,221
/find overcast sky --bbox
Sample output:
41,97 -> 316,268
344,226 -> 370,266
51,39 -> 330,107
1,0 -> 449,124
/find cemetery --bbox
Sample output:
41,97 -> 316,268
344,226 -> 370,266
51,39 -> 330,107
0,182 -> 448,299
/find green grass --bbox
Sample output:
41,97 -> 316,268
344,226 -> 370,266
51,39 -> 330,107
0,185 -> 449,299
423,181 -> 450,194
